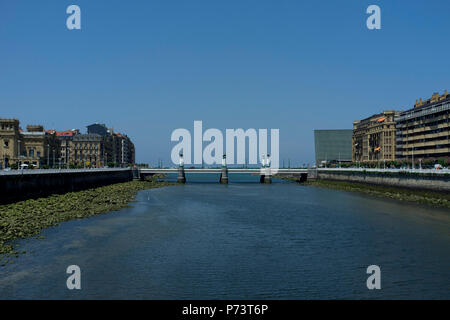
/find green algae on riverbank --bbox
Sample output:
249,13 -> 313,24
305,179 -> 450,209
0,179 -> 173,265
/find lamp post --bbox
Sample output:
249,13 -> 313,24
47,143 -> 50,166
17,140 -> 21,170
220,154 -> 228,184
177,152 -> 186,183
264,154 -> 272,184
67,146 -> 70,169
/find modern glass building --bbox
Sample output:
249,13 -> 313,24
314,129 -> 353,166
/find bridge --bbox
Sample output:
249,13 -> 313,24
139,167 -> 310,183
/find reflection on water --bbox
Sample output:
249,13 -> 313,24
0,178 -> 449,299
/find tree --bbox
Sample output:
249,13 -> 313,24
437,158 -> 448,168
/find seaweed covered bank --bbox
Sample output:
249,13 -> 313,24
305,179 -> 450,209
0,179 -> 172,264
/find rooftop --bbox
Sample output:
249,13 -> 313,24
413,90 -> 449,110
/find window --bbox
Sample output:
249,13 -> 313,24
3,140 -> 9,147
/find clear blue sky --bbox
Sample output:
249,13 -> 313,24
1,0 -> 449,165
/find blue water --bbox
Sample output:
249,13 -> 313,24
0,179 -> 449,299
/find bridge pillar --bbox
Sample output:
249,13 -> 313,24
260,155 -> 266,183
177,153 -> 186,184
132,167 -> 140,180
220,154 -> 228,184
263,168 -> 272,184
262,154 -> 272,183
298,173 -> 307,182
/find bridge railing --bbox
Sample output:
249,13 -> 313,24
317,167 -> 450,175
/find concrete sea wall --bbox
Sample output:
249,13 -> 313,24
316,169 -> 450,192
0,168 -> 133,204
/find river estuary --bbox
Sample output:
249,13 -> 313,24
0,175 -> 449,299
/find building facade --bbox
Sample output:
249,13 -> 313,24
22,125 -> 60,168
70,134 -> 104,168
352,111 -> 398,163
1,119 -> 136,169
50,124 -> 136,168
113,133 -> 135,166
395,91 -> 450,163
87,123 -> 114,165
0,119 -> 20,169
0,119 -> 59,169
53,129 -> 79,167
86,123 -> 135,167
87,123 -> 109,136
314,129 -> 353,166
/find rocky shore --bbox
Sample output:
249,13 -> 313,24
0,178 -> 172,265
305,179 -> 450,209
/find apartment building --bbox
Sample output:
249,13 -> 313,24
395,91 -> 450,162
70,133 -> 104,167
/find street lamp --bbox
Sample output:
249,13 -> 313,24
67,146 -> 70,169
17,140 -> 21,170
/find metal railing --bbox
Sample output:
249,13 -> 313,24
318,167 -> 450,174
0,168 -> 131,176
396,103 -> 450,122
